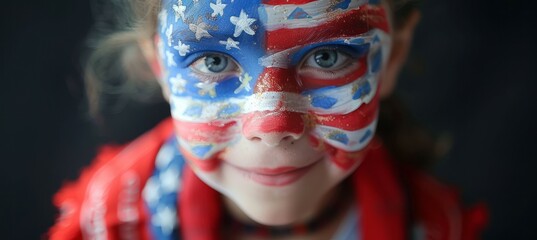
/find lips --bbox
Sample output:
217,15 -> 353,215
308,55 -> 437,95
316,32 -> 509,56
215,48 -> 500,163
226,161 -> 320,187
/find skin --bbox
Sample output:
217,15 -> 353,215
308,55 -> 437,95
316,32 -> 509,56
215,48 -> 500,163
140,0 -> 420,236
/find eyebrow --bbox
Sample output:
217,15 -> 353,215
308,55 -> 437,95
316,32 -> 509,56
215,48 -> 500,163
263,6 -> 389,51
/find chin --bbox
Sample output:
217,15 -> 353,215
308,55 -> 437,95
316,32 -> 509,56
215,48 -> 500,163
235,197 -> 315,226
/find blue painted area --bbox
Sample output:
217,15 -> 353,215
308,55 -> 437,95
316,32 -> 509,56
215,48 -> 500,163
329,132 -> 349,145
191,144 -> 213,158
217,103 -> 242,118
160,0 -> 265,102
349,38 -> 365,45
359,129 -> 372,143
288,7 -> 311,19
311,95 -> 338,109
352,81 -> 372,100
370,49 -> 382,73
291,41 -> 370,66
334,0 -> 352,9
183,105 -> 203,117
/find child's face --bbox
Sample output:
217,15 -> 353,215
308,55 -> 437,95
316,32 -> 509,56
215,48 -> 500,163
157,0 -> 391,224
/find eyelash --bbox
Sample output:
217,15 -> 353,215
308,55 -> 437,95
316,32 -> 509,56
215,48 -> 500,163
297,46 -> 361,80
186,46 -> 362,83
189,53 -> 242,82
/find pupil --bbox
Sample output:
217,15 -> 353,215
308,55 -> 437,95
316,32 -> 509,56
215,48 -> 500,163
314,50 -> 337,68
205,55 -> 228,73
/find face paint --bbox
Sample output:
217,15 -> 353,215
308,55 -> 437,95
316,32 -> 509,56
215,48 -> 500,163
157,0 -> 391,225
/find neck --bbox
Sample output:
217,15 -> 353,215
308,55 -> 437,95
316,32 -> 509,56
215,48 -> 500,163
221,183 -> 352,239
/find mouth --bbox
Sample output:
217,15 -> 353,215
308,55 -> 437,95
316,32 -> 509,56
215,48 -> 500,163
225,159 -> 321,187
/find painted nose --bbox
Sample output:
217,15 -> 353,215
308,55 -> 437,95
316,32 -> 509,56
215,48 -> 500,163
242,111 -> 304,147
241,67 -> 305,147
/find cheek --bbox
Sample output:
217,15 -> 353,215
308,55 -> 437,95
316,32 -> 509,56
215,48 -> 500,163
172,119 -> 240,172
307,85 -> 381,171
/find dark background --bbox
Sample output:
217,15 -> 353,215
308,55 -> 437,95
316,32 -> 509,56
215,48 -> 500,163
2,0 -> 536,239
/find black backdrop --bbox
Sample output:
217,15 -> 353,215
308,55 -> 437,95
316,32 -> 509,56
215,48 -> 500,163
2,0 -> 536,239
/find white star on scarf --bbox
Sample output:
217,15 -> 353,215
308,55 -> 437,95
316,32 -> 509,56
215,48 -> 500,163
230,10 -> 256,37
234,73 -> 252,94
156,144 -> 175,169
210,0 -> 227,17
170,73 -> 187,94
160,167 -> 181,194
196,81 -> 217,98
173,40 -> 190,56
172,1 -> 186,22
166,50 -> 177,67
143,177 -> 160,207
189,20 -> 212,40
165,24 -> 174,47
219,37 -> 240,50
151,206 -> 177,235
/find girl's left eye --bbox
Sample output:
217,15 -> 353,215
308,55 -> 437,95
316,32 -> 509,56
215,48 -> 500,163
303,49 -> 351,70
190,54 -> 239,74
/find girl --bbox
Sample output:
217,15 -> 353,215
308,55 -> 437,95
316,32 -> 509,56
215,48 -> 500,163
50,0 -> 486,239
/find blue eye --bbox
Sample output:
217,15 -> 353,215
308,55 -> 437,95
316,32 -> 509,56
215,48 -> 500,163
303,48 -> 350,70
190,53 -> 239,74
313,49 -> 338,68
205,55 -> 228,72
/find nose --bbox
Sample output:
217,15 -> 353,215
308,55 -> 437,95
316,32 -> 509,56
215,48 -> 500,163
241,67 -> 305,147
242,111 -> 304,147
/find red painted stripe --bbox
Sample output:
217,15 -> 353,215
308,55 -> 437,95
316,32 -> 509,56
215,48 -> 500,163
173,120 -> 238,143
314,94 -> 379,131
266,6 -> 389,51
254,67 -> 302,93
179,146 -> 222,172
299,56 -> 368,89
241,111 -> 305,137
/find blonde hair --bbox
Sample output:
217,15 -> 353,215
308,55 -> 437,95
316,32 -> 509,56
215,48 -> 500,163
84,0 -> 160,120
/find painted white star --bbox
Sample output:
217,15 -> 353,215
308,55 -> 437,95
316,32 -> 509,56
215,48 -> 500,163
173,40 -> 190,56
196,81 -> 217,97
189,20 -> 212,40
169,73 -> 187,94
234,73 -> 252,94
172,0 -> 186,22
210,0 -> 227,17
159,167 -> 181,193
166,50 -> 177,67
156,145 -> 175,169
159,9 -> 168,33
165,24 -> 174,47
230,10 -> 256,37
219,37 -> 240,50
142,177 -> 160,206
151,206 -> 177,235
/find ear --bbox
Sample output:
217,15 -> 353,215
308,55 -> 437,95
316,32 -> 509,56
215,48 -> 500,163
380,10 -> 421,98
138,36 -> 171,102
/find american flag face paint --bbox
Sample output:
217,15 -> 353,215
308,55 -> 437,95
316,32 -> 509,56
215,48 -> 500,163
157,0 -> 391,173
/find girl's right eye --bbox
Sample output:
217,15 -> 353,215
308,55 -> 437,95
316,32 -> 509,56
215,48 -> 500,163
190,54 -> 240,76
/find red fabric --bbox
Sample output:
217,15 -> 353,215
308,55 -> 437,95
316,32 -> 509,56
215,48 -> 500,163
353,141 -> 406,240
179,167 -> 221,240
49,118 -> 174,240
49,118 -> 487,240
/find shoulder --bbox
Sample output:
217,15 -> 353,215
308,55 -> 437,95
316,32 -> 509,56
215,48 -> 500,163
49,118 -> 175,240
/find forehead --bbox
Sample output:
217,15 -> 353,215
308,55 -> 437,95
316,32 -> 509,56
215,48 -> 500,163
160,0 -> 387,53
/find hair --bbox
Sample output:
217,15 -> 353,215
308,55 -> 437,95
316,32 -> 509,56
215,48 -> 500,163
83,0 -> 442,168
